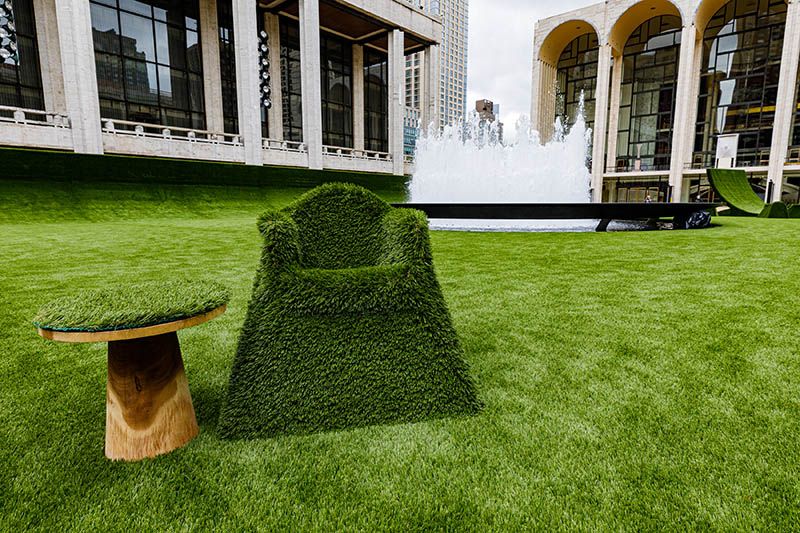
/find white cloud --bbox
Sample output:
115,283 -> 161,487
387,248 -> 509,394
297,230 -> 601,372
466,0 -> 597,140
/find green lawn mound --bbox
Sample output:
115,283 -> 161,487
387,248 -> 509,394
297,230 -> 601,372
707,168 -> 765,215
759,202 -> 789,218
33,280 -> 230,332
218,183 -> 481,438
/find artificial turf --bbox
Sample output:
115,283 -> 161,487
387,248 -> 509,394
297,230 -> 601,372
33,280 -> 230,332
3,179 -> 800,530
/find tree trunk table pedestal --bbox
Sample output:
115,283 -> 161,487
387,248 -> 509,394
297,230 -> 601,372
36,305 -> 226,461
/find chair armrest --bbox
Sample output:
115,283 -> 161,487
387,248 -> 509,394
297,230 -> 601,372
379,208 -> 432,266
257,210 -> 301,270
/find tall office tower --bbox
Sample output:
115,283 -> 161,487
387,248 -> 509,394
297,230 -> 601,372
405,0 -> 468,127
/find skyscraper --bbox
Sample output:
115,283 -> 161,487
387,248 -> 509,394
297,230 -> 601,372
406,0 -> 468,128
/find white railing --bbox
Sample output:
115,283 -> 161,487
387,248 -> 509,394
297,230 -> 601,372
263,138 -> 307,153
403,154 -> 415,164
101,118 -> 242,145
0,105 -> 70,128
322,145 -> 392,161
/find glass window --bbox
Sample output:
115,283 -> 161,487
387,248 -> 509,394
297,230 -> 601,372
280,18 -> 302,142
320,33 -> 352,147
617,15 -> 681,172
695,0 -> 787,168
217,0 -> 237,134
90,0 -> 205,131
555,32 -> 598,135
364,49 -> 388,152
0,0 -> 44,110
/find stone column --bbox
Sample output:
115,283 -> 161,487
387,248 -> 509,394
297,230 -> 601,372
767,0 -> 800,201
534,60 -> 557,141
352,44 -> 365,150
299,0 -> 323,169
605,51 -> 623,173
199,0 -> 224,133
33,0 -> 66,113
590,44 -> 612,202
265,12 -> 283,140
669,25 -> 699,202
232,0 -> 262,164
421,44 -> 440,132
388,29 -> 405,175
54,0 -> 102,154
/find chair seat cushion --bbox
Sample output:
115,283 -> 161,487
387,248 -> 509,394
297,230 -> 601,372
33,280 -> 230,332
275,264 -> 429,316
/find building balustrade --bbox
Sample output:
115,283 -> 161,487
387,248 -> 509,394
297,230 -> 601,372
0,105 -> 70,128
322,145 -> 392,161
263,139 -> 307,153
101,119 -> 242,146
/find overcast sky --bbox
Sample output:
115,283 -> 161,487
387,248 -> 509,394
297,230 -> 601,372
465,0 -> 596,138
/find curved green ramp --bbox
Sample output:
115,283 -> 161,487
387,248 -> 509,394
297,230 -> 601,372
707,169 -> 764,215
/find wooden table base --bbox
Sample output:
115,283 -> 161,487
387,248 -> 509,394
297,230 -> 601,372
105,332 -> 199,461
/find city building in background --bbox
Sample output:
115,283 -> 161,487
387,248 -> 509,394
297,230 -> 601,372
475,98 -> 503,143
403,0 -> 467,154
532,0 -> 800,203
0,0 -> 443,176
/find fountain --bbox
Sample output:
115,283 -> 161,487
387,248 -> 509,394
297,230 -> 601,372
409,110 -> 595,231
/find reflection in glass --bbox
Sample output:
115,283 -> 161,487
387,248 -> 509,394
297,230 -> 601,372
90,0 -> 204,130
616,15 -> 681,172
555,32 -> 598,134
0,0 -> 43,110
364,50 -> 388,152
694,0 -> 787,168
321,33 -> 352,147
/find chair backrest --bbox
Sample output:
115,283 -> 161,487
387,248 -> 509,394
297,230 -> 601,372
287,183 -> 391,269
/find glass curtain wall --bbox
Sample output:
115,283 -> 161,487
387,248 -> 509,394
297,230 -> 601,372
89,0 -> 205,130
280,17 -> 302,142
555,32 -> 598,133
0,0 -> 43,110
617,15 -> 682,172
217,0 -> 237,134
320,33 -> 352,147
695,0 -> 787,168
364,48 -> 388,152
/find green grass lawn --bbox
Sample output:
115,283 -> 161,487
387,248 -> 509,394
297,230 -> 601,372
2,179 -> 800,530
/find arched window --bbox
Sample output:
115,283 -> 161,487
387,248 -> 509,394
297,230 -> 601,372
617,15 -> 682,171
0,0 -> 43,110
695,0 -> 787,167
555,32 -> 598,133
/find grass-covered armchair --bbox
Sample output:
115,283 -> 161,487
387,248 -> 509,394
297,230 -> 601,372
218,183 -> 481,438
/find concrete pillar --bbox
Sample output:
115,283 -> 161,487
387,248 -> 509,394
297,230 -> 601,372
590,44 -> 612,202
530,49 -> 541,135
199,0 -> 224,133
685,37 -> 704,166
669,25 -> 699,202
299,0 -> 323,169
605,51 -> 623,173
352,44 -> 365,150
534,60 -> 557,141
265,13 -> 283,140
54,0 -> 102,154
33,0 -> 66,113
388,29 -> 405,175
232,0 -> 262,164
767,0 -> 800,201
421,44 -> 440,132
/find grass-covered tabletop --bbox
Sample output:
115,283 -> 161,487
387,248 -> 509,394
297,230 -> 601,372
33,280 -> 230,333
4,179 -> 800,528
32,279 -> 230,462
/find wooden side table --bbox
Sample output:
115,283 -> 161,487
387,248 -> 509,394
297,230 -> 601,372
36,303 -> 226,461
